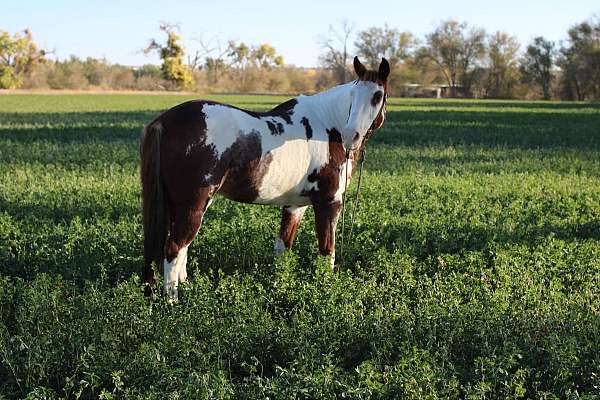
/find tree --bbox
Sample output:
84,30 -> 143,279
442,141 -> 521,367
145,23 -> 194,90
252,44 -> 284,68
190,36 -> 230,86
0,29 -> 46,89
520,37 -> 555,100
319,20 -> 355,84
204,57 -> 227,86
484,31 -> 520,98
226,41 -> 283,69
559,17 -> 600,100
354,25 -> 416,69
224,41 -> 284,91
420,20 -> 486,97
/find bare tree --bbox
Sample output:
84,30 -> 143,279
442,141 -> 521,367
319,20 -> 355,84
187,37 -> 215,71
420,20 -> 486,97
189,35 -> 230,85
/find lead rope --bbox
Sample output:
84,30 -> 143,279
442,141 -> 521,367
339,143 -> 367,267
339,150 -> 351,266
348,146 -> 366,243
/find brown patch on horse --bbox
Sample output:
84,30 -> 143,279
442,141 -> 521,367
158,102 -> 220,191
266,120 -> 285,135
279,207 -> 303,248
371,90 -> 384,106
263,99 -> 297,134
300,117 -> 313,139
266,98 -> 297,124
303,128 -> 349,203
371,110 -> 385,132
164,186 -> 213,262
142,98 -> 279,281
359,69 -> 385,85
313,201 -> 342,256
217,130 -> 273,203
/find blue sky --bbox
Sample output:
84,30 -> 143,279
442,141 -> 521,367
3,0 -> 599,67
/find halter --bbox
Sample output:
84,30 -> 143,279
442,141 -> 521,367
339,87 -> 387,266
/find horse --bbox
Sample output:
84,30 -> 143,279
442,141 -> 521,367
140,57 -> 390,299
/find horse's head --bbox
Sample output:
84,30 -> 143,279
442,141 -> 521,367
343,56 -> 390,151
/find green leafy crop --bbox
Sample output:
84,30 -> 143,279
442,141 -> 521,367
0,94 -> 599,399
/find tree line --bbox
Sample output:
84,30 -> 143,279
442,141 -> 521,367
1,17 -> 599,100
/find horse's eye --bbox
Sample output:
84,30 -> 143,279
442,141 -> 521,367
371,91 -> 383,106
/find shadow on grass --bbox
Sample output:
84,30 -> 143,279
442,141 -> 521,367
353,219 -> 600,262
1,105 -> 599,285
0,107 -> 599,172
388,99 -> 600,110
373,109 -> 600,150
0,110 -> 156,128
0,196 -> 140,223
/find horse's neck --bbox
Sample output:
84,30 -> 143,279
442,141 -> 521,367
302,82 -> 352,132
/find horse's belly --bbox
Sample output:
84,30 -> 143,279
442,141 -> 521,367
255,139 -> 319,206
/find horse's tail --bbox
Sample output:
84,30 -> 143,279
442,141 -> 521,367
140,119 -> 167,295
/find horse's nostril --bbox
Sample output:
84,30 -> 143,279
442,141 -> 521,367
353,132 -> 359,140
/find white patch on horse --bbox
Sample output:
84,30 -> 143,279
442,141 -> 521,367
334,158 -> 354,202
203,104 -> 265,157
202,104 -> 239,156
257,138 -> 328,205
178,245 -> 189,283
164,245 -> 189,301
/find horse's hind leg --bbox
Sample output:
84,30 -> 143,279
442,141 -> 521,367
164,186 -> 213,300
274,206 -> 308,255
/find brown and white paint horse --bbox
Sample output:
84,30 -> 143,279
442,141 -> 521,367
141,57 -> 389,298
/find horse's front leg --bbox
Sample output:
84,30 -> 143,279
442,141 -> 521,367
313,200 -> 342,269
274,205 -> 308,255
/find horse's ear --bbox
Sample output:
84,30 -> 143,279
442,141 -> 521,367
354,56 -> 366,78
378,58 -> 390,81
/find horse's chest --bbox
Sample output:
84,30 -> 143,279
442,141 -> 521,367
255,138 -> 330,206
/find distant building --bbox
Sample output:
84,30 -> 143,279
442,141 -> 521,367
400,83 -> 468,98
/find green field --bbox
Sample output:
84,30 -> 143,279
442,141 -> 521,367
1,93 -> 599,399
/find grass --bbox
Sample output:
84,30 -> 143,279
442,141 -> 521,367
0,93 -> 599,399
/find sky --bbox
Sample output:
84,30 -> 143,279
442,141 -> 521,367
3,0 -> 599,67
